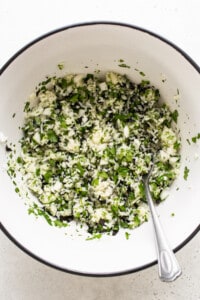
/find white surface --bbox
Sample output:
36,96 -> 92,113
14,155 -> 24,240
0,0 -> 200,299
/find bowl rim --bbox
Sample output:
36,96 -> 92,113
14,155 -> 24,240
0,21 -> 200,277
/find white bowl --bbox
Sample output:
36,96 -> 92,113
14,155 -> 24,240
0,22 -> 200,276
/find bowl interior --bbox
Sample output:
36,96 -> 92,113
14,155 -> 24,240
0,23 -> 200,275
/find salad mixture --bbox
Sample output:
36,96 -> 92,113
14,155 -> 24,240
15,72 -> 180,235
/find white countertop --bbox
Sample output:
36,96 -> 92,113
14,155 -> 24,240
0,1 -> 200,299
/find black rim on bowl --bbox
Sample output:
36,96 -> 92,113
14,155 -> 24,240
0,21 -> 200,277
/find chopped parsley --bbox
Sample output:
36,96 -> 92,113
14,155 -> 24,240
28,203 -> 68,227
57,63 -> 64,70
186,138 -> 191,145
118,63 -> 130,68
139,71 -> 145,77
184,166 -> 190,180
15,187 -> 20,193
28,204 -> 53,226
171,109 -> 179,123
191,133 -> 200,143
86,233 -> 102,240
23,101 -> 30,112
5,145 -> 12,152
125,232 -> 131,240
54,219 -> 68,228
118,59 -> 131,68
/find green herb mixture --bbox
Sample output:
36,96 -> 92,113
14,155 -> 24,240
16,72 -> 180,235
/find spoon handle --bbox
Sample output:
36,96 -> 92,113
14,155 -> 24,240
144,180 -> 182,282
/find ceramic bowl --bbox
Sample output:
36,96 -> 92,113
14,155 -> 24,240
0,22 -> 200,276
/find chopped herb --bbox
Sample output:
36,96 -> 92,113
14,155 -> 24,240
174,141 -> 180,150
12,113 -> 16,118
139,71 -> 145,76
76,162 -> 85,176
186,138 -> 191,145
54,219 -> 68,227
117,166 -> 129,177
184,166 -> 189,180
57,63 -> 64,70
15,187 -> 20,193
118,63 -> 130,68
17,156 -> 23,164
125,232 -> 131,240
140,80 -> 150,86
43,170 -> 53,183
86,233 -> 102,240
47,130 -> 58,143
57,78 -> 67,89
134,215 -> 141,226
98,171 -> 109,179
171,212 -> 175,217
69,94 -> 79,103
40,212 -> 53,225
24,101 -> 30,112
36,168 -> 40,176
5,145 -> 12,152
171,109 -> 179,123
28,207 -> 35,215
191,133 -> 200,143
28,204 -> 53,226
91,178 -> 99,187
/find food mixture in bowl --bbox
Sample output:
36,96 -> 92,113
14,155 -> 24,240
11,72 -> 180,236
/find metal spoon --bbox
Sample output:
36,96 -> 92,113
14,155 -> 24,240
143,164 -> 182,282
